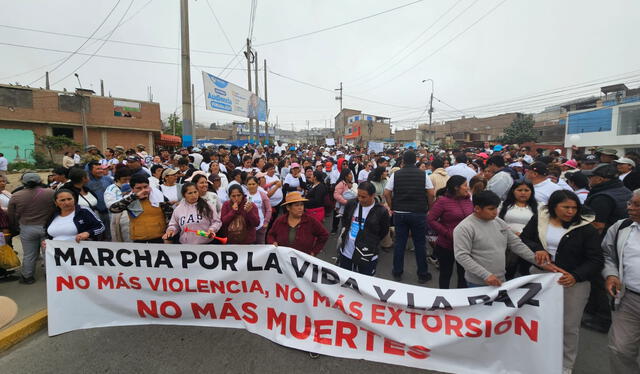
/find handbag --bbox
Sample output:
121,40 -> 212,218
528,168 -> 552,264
351,204 -> 378,267
0,234 -> 20,269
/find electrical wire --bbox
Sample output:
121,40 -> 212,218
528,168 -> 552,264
364,0 -> 509,91
0,42 -> 252,71
28,0 -> 123,86
205,0 -> 237,54
350,0 -> 474,87
52,0 -> 136,87
255,0 -> 425,47
0,23 -> 234,56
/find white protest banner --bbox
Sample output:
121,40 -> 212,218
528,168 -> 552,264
368,141 -> 384,154
46,241 -> 562,374
325,138 -> 335,146
202,71 -> 266,121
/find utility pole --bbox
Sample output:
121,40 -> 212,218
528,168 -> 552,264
335,82 -> 343,111
45,72 -> 50,90
100,79 -> 104,96
80,95 -> 88,150
180,0 -> 193,146
191,83 -> 196,143
263,59 -> 269,144
307,120 -> 310,144
335,82 -> 343,144
254,51 -> 260,144
423,79 -> 434,145
245,38 -> 253,144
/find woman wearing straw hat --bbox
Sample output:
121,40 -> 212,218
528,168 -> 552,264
267,192 -> 328,256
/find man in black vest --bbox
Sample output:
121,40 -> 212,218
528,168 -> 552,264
384,150 -> 435,283
582,163 -> 633,333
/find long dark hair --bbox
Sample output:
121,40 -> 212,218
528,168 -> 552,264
437,175 -> 467,197
499,180 -> 537,219
336,168 -> 352,185
181,182 -> 213,219
191,173 -> 213,192
53,188 -> 77,213
547,190 -> 583,228
368,166 -> 386,182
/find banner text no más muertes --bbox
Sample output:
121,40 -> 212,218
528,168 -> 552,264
46,241 -> 562,374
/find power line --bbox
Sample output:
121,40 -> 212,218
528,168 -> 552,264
268,69 -> 423,110
349,0 -> 471,87
365,0 -> 509,91
0,57 -> 66,80
28,0 -> 123,86
52,0 -> 136,87
0,23 -> 234,56
0,42 -> 252,71
255,0 -> 425,47
205,0 -> 237,54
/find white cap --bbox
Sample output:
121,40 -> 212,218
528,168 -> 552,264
614,157 -> 636,167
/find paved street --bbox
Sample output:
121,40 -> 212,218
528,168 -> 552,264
0,225 -> 611,374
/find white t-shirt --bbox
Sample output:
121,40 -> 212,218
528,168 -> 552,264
149,176 -> 160,191
546,224 -> 567,261
78,192 -> 98,211
0,156 -> 7,171
502,205 -> 534,234
47,212 -> 78,241
446,163 -> 477,182
0,192 -> 10,210
161,184 -> 179,203
265,174 -> 283,206
623,223 -> 640,292
342,203 -> 374,260
574,188 -> 589,204
249,191 -> 265,230
533,179 -> 563,205
284,173 -> 306,192
357,169 -> 371,183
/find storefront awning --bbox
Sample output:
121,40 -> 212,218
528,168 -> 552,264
156,134 -> 182,146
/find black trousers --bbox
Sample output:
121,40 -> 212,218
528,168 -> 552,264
434,245 -> 466,289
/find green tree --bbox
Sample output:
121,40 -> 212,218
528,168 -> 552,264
501,113 -> 538,144
38,135 -> 80,161
166,113 -> 183,136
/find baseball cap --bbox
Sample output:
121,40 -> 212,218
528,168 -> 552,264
582,154 -> 598,164
599,148 -> 618,156
527,161 -> 548,176
161,168 -> 178,179
291,163 -> 301,169
21,172 -> 42,184
581,163 -> 618,178
614,157 -> 636,167
126,155 -> 141,162
562,159 -> 578,169
493,145 -> 503,152
325,161 -> 333,171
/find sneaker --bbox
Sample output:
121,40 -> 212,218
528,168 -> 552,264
308,352 -> 320,359
418,273 -> 433,284
19,276 -> 36,285
580,318 -> 610,334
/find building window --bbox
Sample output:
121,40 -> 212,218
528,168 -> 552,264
0,87 -> 33,108
52,127 -> 74,138
618,105 -> 640,135
59,94 -> 90,113
567,108 -> 613,134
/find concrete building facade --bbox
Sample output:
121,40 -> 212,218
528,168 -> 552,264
0,84 -> 162,162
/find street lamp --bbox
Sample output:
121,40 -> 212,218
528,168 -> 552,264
422,79 -> 434,144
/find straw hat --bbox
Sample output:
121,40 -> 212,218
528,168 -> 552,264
281,191 -> 308,206
0,296 -> 18,329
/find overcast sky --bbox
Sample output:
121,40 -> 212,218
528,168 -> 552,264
1,0 -> 639,132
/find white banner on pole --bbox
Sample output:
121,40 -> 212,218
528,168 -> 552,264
202,71 -> 266,121
368,141 -> 384,154
46,241 -> 562,373
325,138 -> 335,146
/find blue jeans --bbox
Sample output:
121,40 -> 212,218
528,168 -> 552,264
339,254 -> 377,276
392,212 -> 428,278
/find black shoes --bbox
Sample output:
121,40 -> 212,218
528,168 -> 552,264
392,273 -> 402,282
581,318 -> 610,334
19,276 -> 36,285
418,273 -> 433,284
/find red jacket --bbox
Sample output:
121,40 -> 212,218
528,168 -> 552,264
220,198 -> 260,244
427,195 -> 473,249
266,213 -> 329,255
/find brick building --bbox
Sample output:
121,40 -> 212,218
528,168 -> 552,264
434,113 -> 519,146
334,108 -> 391,145
0,84 -> 162,162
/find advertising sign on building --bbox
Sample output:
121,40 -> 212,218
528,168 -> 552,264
202,71 -> 266,121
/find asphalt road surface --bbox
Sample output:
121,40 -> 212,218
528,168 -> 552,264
0,223 -> 611,374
